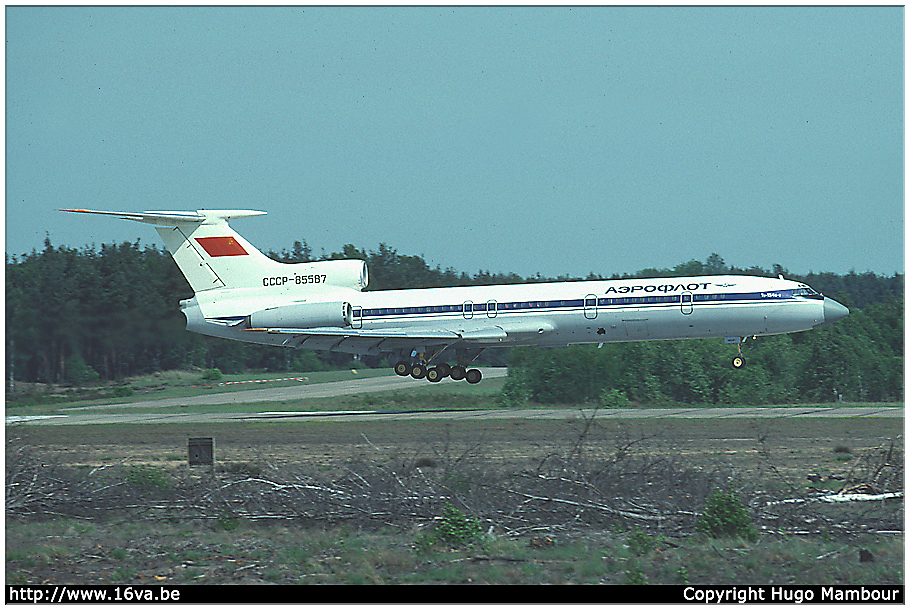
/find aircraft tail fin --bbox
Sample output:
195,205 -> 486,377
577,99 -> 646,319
61,209 -> 287,292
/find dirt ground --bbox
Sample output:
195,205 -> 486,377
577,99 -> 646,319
9,415 -> 902,480
5,414 -> 904,586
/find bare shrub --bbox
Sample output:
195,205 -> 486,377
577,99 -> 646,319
755,433 -> 904,537
6,431 -> 142,520
5,418 -> 903,542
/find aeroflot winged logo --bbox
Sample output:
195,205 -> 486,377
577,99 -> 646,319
195,236 -> 248,257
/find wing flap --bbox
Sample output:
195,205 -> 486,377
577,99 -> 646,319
495,320 -> 555,336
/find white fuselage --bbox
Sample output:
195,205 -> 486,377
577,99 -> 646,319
182,273 -> 836,357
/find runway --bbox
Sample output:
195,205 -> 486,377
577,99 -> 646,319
5,365 -> 901,426
7,405 -> 903,426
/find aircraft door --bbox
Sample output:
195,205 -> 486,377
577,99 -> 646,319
680,292 -> 693,315
352,306 -> 363,329
487,300 -> 498,318
584,295 -> 598,319
463,301 -> 474,319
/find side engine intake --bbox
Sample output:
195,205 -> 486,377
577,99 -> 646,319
249,301 -> 352,329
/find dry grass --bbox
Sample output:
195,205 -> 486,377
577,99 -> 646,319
5,414 -> 904,585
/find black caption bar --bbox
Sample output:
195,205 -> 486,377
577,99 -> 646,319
6,584 -> 905,604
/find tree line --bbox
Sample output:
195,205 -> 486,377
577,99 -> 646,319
5,239 -> 903,405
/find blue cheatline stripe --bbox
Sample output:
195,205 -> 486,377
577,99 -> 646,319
358,292 -> 804,320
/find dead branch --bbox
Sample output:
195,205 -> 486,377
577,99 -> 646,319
766,491 -> 903,506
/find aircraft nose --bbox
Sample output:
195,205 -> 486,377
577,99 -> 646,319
822,297 -> 849,325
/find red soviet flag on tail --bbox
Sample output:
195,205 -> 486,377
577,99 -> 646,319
195,236 -> 248,257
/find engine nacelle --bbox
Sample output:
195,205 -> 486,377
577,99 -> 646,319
249,301 -> 352,329
276,259 -> 368,291
313,259 -> 368,291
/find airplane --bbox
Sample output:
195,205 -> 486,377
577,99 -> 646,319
61,208 -> 849,384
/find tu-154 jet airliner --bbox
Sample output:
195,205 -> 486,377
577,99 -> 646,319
62,209 -> 849,384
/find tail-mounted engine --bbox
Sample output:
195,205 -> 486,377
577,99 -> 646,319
249,301 -> 353,329
272,259 -> 368,291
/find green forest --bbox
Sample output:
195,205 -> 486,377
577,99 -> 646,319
5,238 -> 903,405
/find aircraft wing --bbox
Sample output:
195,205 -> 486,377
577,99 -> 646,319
241,321 -> 553,354
245,327 -> 464,340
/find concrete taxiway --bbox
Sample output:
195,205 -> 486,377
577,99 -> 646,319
5,367 -> 901,426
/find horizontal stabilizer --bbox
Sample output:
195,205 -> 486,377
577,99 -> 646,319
61,207 -> 291,293
60,208 -> 266,226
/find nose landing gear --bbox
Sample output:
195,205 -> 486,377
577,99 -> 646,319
726,336 -> 750,369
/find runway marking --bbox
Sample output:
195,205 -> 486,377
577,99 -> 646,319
193,376 -> 309,387
6,415 -> 69,423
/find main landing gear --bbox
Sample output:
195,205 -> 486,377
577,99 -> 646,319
393,349 -> 484,384
395,360 -> 483,384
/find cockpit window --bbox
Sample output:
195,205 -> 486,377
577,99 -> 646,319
793,287 -> 824,299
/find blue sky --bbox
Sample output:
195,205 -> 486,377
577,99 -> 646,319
6,6 -> 904,278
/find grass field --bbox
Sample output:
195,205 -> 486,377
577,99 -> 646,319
5,369 -> 905,587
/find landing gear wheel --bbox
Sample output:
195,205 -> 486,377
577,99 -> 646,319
410,364 -> 426,379
732,356 -> 745,369
449,366 -> 466,381
465,368 -> 482,384
426,367 -> 444,383
394,361 -> 411,376
435,363 -> 451,378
